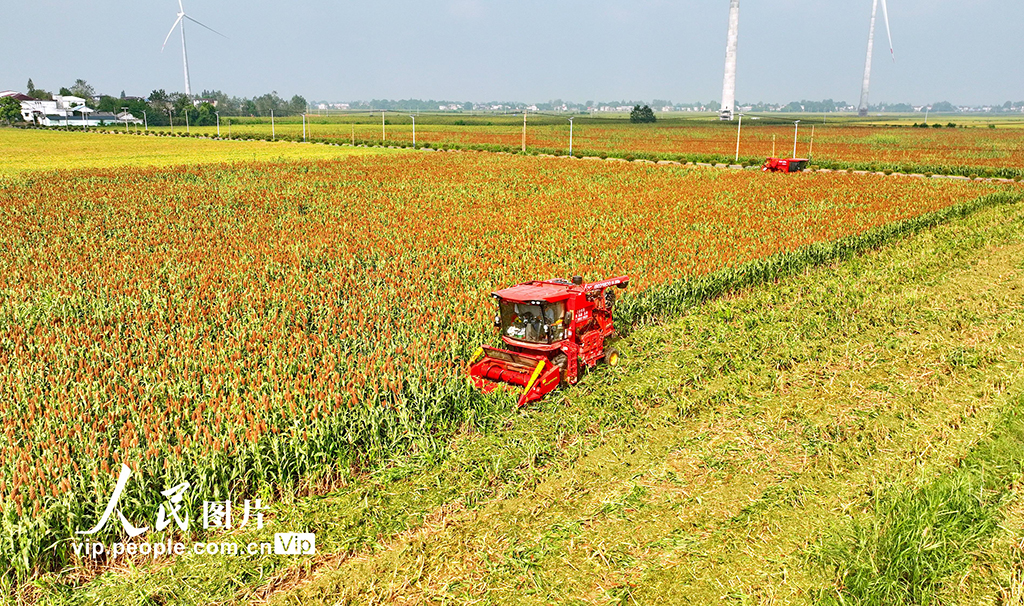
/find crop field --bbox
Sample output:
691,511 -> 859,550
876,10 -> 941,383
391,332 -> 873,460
142,117 -> 1024,173
0,146 -> 1009,587
264,196 -> 1024,606
0,128 -> 385,177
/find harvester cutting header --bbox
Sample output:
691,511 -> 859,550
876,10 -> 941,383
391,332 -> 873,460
469,275 -> 628,407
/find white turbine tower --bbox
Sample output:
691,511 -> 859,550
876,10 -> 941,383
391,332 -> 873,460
720,0 -> 741,121
858,0 -> 895,117
161,0 -> 226,97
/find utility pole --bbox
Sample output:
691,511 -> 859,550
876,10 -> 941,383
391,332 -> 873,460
568,116 -> 574,156
793,120 -> 801,157
522,109 -> 527,152
409,115 -> 416,148
382,110 -> 386,142
302,113 -> 307,142
121,106 -> 129,132
271,110 -> 275,140
215,112 -> 221,137
809,125 -> 815,160
734,113 -> 744,162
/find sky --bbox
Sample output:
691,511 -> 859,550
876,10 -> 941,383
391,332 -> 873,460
2,0 -> 1021,106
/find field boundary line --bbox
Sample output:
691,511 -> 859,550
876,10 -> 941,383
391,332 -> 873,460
13,124 -> 1024,182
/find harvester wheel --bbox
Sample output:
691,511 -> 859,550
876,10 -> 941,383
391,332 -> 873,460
552,352 -> 568,380
604,348 -> 620,367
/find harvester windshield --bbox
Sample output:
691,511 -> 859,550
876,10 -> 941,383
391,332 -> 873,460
499,300 -> 566,344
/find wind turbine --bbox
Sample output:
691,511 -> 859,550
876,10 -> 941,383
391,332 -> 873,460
858,0 -> 895,117
720,0 -> 741,121
161,0 -> 227,97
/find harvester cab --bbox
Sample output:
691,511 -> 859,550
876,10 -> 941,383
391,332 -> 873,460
469,275 -> 629,407
762,157 -> 809,173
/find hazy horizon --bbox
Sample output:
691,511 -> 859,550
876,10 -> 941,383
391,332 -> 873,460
2,0 -> 1022,106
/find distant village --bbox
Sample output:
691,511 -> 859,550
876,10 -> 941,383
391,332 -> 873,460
0,79 -> 305,128
313,98 -> 1024,115
4,85 -> 1023,126
0,91 -> 145,127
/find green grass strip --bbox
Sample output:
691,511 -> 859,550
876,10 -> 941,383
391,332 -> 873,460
811,392 -> 1024,605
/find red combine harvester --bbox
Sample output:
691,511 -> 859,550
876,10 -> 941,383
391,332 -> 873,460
762,157 -> 809,173
469,275 -> 629,407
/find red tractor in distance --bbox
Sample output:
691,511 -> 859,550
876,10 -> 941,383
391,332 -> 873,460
762,157 -> 809,173
469,275 -> 629,407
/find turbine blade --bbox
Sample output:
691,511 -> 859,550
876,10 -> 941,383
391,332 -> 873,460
184,15 -> 228,39
161,15 -> 184,52
880,0 -> 895,62
178,0 -> 184,13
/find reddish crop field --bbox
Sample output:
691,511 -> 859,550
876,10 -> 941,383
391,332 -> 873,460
0,151 -> 1004,577
313,122 -> 1024,170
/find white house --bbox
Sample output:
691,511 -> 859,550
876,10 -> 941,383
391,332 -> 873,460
17,94 -> 90,125
32,110 -> 125,127
2,92 -> 138,127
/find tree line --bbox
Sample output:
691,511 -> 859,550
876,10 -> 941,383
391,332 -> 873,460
17,78 -> 307,126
